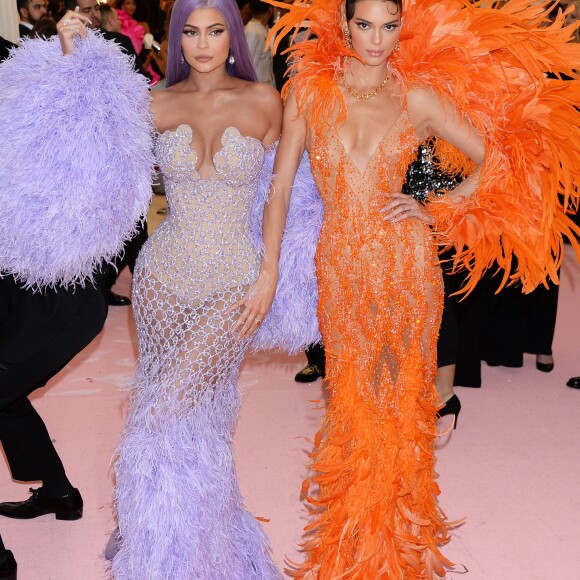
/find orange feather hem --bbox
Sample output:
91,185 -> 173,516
286,357 -> 456,579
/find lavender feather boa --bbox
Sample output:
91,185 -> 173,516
250,146 -> 323,354
0,32 -> 153,289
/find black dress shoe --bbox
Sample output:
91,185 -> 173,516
536,361 -> 554,373
0,488 -> 83,520
107,291 -> 131,306
295,364 -> 325,383
566,376 -> 580,389
0,550 -> 16,580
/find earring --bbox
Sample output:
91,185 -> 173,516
394,40 -> 400,52
181,53 -> 184,65
343,29 -> 352,50
228,53 -> 235,65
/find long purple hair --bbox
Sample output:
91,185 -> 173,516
165,0 -> 257,86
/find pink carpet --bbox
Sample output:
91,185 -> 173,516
1,246 -> 579,579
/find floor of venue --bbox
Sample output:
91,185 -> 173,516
1,195 -> 579,579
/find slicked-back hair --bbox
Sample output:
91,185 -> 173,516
345,0 -> 402,21
17,0 -> 32,12
63,0 -> 79,12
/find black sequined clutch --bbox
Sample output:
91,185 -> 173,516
402,140 -> 463,203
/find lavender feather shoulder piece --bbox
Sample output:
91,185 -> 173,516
0,32 -> 153,289
250,146 -> 323,354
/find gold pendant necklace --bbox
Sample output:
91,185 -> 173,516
342,73 -> 390,100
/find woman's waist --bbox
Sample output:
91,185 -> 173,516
141,230 -> 259,264
318,215 -> 437,260
136,244 -> 260,292
154,217 -> 254,242
321,207 -> 432,235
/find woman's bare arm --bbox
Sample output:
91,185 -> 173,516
382,87 -> 485,224
232,89 -> 308,338
407,87 -> 485,203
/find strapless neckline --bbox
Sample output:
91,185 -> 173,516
157,124 -> 264,182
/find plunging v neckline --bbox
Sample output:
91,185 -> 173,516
333,111 -> 404,177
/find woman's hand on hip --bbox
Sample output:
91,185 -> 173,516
381,192 -> 435,225
228,269 -> 277,340
57,9 -> 91,55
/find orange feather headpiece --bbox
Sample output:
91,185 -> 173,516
267,0 -> 580,294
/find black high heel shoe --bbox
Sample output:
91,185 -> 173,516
536,357 -> 554,373
437,394 -> 461,429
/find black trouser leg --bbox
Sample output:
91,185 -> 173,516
448,267 -> 491,388
0,281 -> 107,484
104,218 -> 148,292
523,278 -> 559,356
0,532 -> 16,579
0,397 -> 66,484
305,343 -> 326,370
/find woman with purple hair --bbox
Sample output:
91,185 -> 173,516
56,0 -> 291,576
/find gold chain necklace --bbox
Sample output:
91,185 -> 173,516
342,73 -> 390,100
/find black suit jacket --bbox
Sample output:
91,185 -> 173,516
100,29 -> 150,80
0,37 -> 17,63
19,23 -> 32,39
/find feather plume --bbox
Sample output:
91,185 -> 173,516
251,146 -> 323,353
268,0 -> 580,295
112,370 -> 282,579
0,32 -> 154,289
397,0 -> 580,294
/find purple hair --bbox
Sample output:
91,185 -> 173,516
166,0 -> 257,86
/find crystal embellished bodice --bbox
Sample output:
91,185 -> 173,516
310,110 -> 421,220
138,125 -> 264,303
308,108 -> 443,395
115,124 -> 283,579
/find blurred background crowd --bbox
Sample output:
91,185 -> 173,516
0,0 -> 320,90
1,0 -> 579,85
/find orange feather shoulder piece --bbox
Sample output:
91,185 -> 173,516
267,0 -> 355,127
267,0 -> 580,294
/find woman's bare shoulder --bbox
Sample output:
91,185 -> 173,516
150,84 -> 191,129
235,82 -> 283,141
239,81 -> 282,113
406,86 -> 440,139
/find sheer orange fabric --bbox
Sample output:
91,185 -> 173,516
296,113 -> 452,578
266,0 -> 580,577
269,0 -> 580,295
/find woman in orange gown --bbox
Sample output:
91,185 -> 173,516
267,0 -> 580,577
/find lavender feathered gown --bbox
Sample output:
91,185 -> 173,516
112,125 -> 321,579
0,31 -> 322,580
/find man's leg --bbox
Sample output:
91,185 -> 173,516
0,396 -> 70,491
0,533 -> 17,580
0,282 -> 107,519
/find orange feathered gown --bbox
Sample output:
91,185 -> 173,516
267,0 -> 580,577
